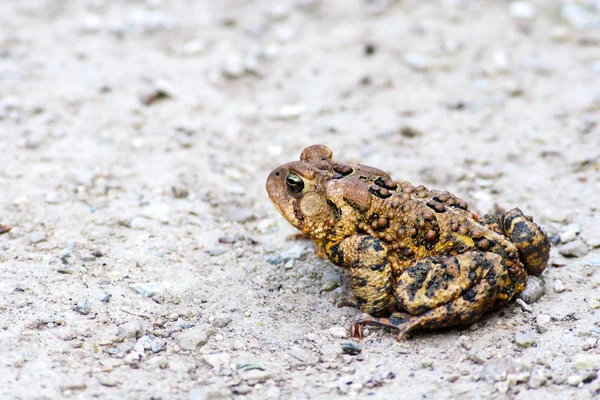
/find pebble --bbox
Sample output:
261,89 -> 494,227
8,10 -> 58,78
341,343 -> 361,356
230,208 -> 256,223
117,320 -> 144,339
239,368 -> 275,383
562,3 -> 599,29
45,191 -> 59,204
72,169 -> 94,186
27,231 -> 47,244
515,298 -> 532,313
142,204 -> 171,223
130,217 -> 149,230
222,55 -> 245,79
202,352 -> 231,369
559,223 -> 580,243
130,283 -> 165,298
178,39 -> 207,57
329,326 -> 348,338
97,373 -> 120,387
509,2 -> 537,22
528,367 -> 546,389
75,299 -> 91,315
518,275 -> 545,304
175,328 -> 211,350
588,257 -> 600,268
559,240 -> 589,258
320,278 -> 339,292
482,357 -> 520,382
403,52 -> 430,72
134,335 -> 151,352
189,387 -> 229,400
573,354 -> 600,371
151,338 -> 167,353
535,314 -> 551,334
421,358 -> 434,368
583,337 -> 598,351
212,313 -> 232,328
567,374 -> 584,386
100,292 -> 111,303
399,125 -> 424,138
553,279 -> 566,293
278,104 -> 305,120
139,81 -> 173,106
514,332 -> 536,348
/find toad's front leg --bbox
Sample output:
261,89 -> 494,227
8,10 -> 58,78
326,234 -> 396,317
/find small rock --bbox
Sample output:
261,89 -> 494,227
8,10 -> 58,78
100,292 -> 112,303
130,283 -> 165,298
559,223 -> 580,243
559,240 -> 589,258
553,279 -> 566,293
189,387 -> 229,400
399,125 -> 423,138
139,81 -> 173,106
178,39 -> 207,57
72,169 -> 94,186
222,55 -> 245,79
583,337 -> 598,351
341,343 -> 361,356
514,331 -> 536,348
403,52 -> 430,72
535,314 -> 551,334
117,320 -> 144,339
588,257 -> 600,268
320,279 -> 339,292
230,208 -> 256,223
97,373 -> 120,387
151,338 -> 167,353
509,2 -> 537,22
518,275 -> 545,304
175,328 -> 211,350
329,326 -> 348,339
45,192 -> 60,204
239,368 -> 275,382
528,367 -> 546,389
573,354 -> 600,371
203,352 -> 231,369
567,374 -> 584,386
142,204 -> 171,223
278,104 -> 305,120
516,298 -> 532,312
212,313 -> 232,328
27,231 -> 47,244
171,184 -> 189,198
483,356 -> 521,382
75,299 -> 91,315
130,217 -> 148,230
421,358 -> 434,368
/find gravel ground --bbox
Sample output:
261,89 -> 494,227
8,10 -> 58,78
1,1 -> 600,399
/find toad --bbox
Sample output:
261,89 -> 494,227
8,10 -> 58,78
266,145 -> 550,340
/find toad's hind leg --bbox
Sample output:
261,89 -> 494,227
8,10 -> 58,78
502,208 -> 550,276
354,272 -> 501,341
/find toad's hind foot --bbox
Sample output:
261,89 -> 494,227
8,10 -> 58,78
353,272 -> 501,341
352,314 -> 419,341
502,208 -> 550,276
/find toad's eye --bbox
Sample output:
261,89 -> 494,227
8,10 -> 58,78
285,172 -> 304,194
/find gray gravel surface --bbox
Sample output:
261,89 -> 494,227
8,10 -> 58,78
1,1 -> 600,399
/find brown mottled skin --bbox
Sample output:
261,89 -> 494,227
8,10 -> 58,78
266,145 -> 551,341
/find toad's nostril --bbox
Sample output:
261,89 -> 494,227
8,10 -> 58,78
275,170 -> 281,177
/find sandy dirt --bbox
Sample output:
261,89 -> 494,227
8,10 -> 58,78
1,1 -> 600,399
